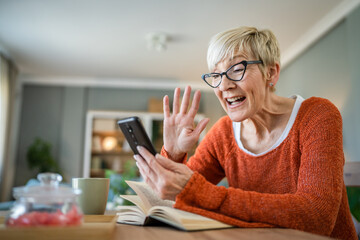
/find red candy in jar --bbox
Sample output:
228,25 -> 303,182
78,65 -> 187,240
6,173 -> 83,227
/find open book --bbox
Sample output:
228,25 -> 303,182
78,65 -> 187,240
115,180 -> 233,231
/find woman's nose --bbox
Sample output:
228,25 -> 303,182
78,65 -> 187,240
218,74 -> 236,91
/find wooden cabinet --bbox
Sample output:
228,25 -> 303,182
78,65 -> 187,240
82,111 -> 205,178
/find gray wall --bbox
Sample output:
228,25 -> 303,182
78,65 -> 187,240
14,85 -> 221,186
16,86 -> 64,186
278,6 -> 360,162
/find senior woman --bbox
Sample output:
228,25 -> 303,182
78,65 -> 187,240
134,26 -> 357,239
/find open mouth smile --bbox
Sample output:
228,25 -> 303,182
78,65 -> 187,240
226,96 -> 246,106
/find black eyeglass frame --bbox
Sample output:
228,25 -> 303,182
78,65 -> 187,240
201,60 -> 263,88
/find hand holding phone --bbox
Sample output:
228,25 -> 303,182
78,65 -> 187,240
117,117 -> 157,156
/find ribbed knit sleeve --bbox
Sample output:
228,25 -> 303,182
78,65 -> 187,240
173,98 -> 357,240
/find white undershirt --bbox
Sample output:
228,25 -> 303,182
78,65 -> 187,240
233,95 -> 305,157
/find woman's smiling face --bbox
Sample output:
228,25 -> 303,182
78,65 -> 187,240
213,52 -> 269,122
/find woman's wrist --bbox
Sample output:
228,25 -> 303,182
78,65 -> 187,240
168,152 -> 187,163
163,147 -> 186,163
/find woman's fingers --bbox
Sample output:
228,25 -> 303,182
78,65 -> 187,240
136,161 -> 157,191
179,86 -> 191,114
163,95 -> 170,118
137,146 -> 166,176
134,154 -> 157,180
172,88 -> 181,114
188,90 -> 201,117
168,86 -> 200,118
193,118 -> 209,137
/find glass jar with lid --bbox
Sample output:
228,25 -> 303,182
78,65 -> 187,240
6,173 -> 83,227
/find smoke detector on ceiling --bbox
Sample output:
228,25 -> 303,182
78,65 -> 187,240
146,32 -> 169,52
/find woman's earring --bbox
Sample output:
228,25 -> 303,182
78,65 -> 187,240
269,82 -> 274,87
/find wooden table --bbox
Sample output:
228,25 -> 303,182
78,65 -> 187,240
113,223 -> 333,240
0,211 -> 333,240
112,223 -> 333,240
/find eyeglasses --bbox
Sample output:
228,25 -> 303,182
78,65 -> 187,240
201,60 -> 263,88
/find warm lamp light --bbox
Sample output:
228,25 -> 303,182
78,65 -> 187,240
102,136 -> 117,151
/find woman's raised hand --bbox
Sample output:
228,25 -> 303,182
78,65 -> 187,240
163,86 -> 209,162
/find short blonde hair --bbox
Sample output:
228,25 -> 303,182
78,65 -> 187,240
207,26 -> 281,76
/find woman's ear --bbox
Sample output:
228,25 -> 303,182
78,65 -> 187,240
266,62 -> 280,87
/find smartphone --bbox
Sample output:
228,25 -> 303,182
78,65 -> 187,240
117,116 -> 157,156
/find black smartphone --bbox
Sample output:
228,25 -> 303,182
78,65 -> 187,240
117,116 -> 157,156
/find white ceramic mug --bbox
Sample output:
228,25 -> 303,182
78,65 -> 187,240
72,178 -> 110,215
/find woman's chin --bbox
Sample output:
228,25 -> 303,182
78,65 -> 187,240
227,112 -> 247,122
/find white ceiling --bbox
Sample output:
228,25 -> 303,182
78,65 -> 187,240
0,0 -> 359,88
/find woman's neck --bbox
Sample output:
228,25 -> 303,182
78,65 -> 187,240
240,94 -> 295,153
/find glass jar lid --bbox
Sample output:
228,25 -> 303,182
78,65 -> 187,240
13,173 -> 81,202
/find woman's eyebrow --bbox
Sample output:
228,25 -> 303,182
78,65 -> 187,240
229,54 -> 247,61
212,54 -> 248,72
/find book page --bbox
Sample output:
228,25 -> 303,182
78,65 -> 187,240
120,195 -> 147,213
126,181 -> 174,214
148,206 -> 233,231
116,206 -> 146,225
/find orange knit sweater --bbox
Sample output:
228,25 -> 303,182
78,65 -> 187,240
161,97 -> 357,240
